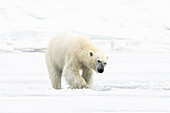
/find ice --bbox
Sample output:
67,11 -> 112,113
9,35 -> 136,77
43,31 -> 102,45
0,52 -> 170,113
1,0 -> 170,112
1,0 -> 170,52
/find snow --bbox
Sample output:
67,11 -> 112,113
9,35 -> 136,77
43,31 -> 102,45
1,0 -> 170,52
1,0 -> 170,113
0,52 -> 170,113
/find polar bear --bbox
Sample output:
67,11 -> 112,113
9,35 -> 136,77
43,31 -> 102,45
46,32 -> 108,89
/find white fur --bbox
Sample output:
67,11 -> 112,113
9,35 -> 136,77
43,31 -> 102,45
46,31 -> 107,89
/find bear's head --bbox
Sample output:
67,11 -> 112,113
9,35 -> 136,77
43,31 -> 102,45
88,51 -> 108,73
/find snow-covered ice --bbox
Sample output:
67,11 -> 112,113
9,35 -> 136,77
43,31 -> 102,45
1,0 -> 170,112
1,0 -> 170,52
0,52 -> 170,113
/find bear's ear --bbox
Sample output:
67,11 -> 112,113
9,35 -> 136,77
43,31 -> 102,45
89,51 -> 93,57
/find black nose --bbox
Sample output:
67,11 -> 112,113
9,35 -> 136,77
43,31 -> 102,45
98,68 -> 104,73
97,64 -> 104,73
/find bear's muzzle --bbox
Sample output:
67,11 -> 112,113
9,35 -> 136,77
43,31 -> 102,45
97,64 -> 104,73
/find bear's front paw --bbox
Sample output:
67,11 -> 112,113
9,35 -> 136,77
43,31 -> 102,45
79,84 -> 89,89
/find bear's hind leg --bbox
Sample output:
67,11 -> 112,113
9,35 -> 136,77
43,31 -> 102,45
82,66 -> 94,89
48,66 -> 62,90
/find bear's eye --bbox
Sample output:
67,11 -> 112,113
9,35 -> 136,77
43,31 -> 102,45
104,62 -> 107,65
89,52 -> 93,57
97,60 -> 101,63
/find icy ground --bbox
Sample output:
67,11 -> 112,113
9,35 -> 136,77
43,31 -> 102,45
1,0 -> 170,52
1,1 -> 170,112
0,51 -> 170,113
